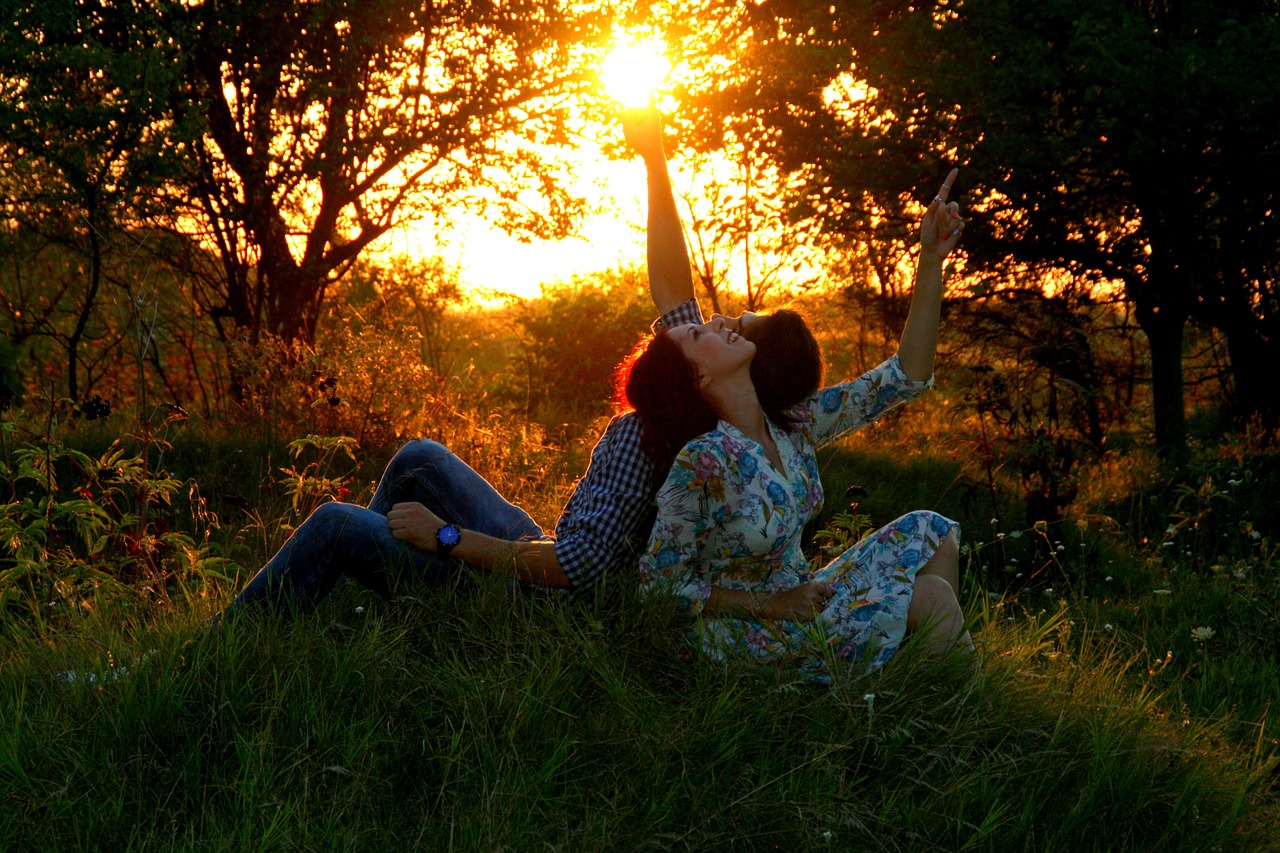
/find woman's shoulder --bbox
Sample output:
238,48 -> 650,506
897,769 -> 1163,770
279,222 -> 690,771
679,424 -> 733,456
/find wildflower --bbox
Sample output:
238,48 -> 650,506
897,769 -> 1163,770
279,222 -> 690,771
1227,479 -> 1242,487
355,606 -> 365,615
990,518 -> 998,525
1250,530 -> 1262,541
1105,576 -> 1113,582
996,532 -> 1005,540
1104,623 -> 1114,631
1056,545 -> 1065,552
1191,626 -> 1215,642
1153,589 -> 1172,596
959,543 -> 970,555
1166,525 -> 1177,535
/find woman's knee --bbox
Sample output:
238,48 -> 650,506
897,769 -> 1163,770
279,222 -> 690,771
908,574 -> 962,630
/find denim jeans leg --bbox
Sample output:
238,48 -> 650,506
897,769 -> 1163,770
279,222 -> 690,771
226,440 -> 546,617
367,439 -> 544,539
227,502 -> 447,614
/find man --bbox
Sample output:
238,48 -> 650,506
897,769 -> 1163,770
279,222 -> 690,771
227,110 -> 820,613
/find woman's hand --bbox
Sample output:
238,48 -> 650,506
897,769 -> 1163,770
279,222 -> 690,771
920,168 -> 964,259
762,582 -> 837,621
387,501 -> 444,551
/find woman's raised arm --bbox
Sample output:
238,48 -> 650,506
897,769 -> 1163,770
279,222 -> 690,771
898,169 -> 964,382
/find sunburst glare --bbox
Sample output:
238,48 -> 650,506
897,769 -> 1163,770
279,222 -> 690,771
600,36 -> 671,107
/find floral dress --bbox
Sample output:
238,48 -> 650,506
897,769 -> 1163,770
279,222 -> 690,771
639,354 -> 959,681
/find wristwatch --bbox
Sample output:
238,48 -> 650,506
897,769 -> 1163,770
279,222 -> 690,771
434,523 -> 461,556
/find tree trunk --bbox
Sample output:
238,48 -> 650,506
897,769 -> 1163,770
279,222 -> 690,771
1134,302 -> 1188,462
1221,320 -> 1279,430
66,213 -> 104,401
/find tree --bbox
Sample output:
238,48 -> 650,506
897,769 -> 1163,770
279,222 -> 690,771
668,0 -> 1280,457
0,0 -> 183,400
157,0 -> 609,347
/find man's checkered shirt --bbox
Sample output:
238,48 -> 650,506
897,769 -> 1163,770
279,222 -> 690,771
552,299 -> 703,594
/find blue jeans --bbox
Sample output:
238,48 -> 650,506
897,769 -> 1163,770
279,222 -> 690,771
226,439 -> 545,614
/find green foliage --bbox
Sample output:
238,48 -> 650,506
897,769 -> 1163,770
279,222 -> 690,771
0,415 -> 232,623
499,269 -> 656,421
277,435 -> 361,519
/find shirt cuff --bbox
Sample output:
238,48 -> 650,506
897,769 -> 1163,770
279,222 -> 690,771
652,299 -> 703,333
887,352 -> 935,391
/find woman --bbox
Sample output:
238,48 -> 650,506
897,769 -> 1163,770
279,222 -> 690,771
631,174 -> 971,681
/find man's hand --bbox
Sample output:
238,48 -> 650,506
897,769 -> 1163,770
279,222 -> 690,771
387,502 -> 445,551
763,582 -> 837,621
920,168 -> 964,259
622,106 -> 665,162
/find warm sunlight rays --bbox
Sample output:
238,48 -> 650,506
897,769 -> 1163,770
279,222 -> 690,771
600,35 -> 671,108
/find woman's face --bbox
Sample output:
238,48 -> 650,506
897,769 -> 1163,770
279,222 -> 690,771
668,317 -> 755,384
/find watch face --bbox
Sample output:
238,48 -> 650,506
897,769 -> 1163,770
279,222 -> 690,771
438,525 -> 461,546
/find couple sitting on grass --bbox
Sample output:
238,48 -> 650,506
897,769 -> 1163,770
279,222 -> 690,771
226,109 -> 973,680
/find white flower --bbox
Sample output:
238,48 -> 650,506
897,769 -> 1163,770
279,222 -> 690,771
1056,545 -> 1066,552
1166,525 -> 1177,534
1104,623 -> 1114,631
1105,576 -> 1114,582
355,606 -> 365,615
990,518 -> 999,525
1227,479 -> 1243,486
959,543 -> 971,555
1191,626 -> 1215,642
1250,530 -> 1262,540
1153,589 -> 1172,595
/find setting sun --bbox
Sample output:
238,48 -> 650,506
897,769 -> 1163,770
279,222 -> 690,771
600,36 -> 671,107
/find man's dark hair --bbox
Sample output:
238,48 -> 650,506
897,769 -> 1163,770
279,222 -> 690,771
743,308 -> 823,427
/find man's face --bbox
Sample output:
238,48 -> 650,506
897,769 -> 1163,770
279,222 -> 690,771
714,312 -> 762,341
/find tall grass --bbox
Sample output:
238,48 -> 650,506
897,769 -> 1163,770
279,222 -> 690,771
3,574 -> 1274,851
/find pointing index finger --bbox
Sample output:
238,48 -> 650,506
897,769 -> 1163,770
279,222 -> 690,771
936,168 -> 959,203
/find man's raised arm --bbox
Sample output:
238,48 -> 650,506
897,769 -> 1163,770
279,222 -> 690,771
623,107 -> 695,316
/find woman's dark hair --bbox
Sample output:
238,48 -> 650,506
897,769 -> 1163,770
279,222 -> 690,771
614,331 -> 719,488
744,308 -> 823,429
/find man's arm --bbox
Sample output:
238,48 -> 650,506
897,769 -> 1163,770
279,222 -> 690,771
387,502 -> 570,589
623,107 -> 695,315
898,169 -> 964,382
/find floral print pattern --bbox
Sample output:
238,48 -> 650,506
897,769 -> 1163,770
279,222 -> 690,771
639,355 -> 959,681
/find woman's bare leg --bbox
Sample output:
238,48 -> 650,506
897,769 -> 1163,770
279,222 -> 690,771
916,530 -> 960,594
907,573 -> 974,657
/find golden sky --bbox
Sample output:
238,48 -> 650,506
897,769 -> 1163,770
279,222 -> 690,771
381,153 -> 648,301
